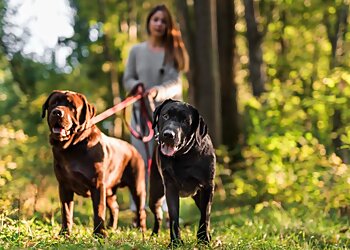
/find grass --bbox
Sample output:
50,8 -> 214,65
1,194 -> 350,249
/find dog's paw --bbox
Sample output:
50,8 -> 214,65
58,228 -> 71,237
151,231 -> 158,237
132,216 -> 147,232
197,231 -> 211,244
168,239 -> 184,248
141,225 -> 147,233
93,228 -> 108,238
107,218 -> 118,230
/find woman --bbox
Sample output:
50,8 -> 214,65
123,4 -> 189,217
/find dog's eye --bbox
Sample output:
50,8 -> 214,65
162,113 -> 169,120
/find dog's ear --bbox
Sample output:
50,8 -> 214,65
77,93 -> 96,128
195,116 -> 208,144
152,99 -> 177,129
41,91 -> 60,118
89,103 -> 96,117
189,105 -> 208,144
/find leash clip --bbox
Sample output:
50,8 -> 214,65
155,132 -> 160,144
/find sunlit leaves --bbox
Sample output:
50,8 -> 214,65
0,126 -> 27,187
237,74 -> 350,210
232,0 -> 350,213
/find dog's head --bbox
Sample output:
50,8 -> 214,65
42,90 -> 96,144
153,99 -> 207,157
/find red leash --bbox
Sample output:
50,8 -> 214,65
121,85 -> 155,172
89,94 -> 143,126
88,85 -> 154,172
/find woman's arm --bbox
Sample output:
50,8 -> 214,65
152,67 -> 182,102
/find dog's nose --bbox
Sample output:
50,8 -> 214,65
52,109 -> 64,117
163,130 -> 175,139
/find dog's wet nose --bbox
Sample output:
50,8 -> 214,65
163,130 -> 175,140
52,109 -> 64,117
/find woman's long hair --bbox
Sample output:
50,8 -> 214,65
146,4 -> 189,72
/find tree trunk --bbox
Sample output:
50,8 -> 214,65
175,0 -> 196,103
324,4 -> 349,163
97,0 -> 122,137
217,0 -> 239,149
243,0 -> 266,97
193,0 -> 222,146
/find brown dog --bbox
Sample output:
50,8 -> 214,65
42,90 -> 146,236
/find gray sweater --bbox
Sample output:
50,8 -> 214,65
123,41 -> 182,105
123,42 -> 183,170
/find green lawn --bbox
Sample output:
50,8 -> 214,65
1,195 -> 349,249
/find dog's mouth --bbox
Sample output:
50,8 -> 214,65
50,119 -> 73,140
160,142 -> 179,157
52,125 -> 71,137
48,109 -> 74,140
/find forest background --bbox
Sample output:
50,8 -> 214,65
1,0 -> 350,248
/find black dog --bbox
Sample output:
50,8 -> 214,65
149,99 -> 216,245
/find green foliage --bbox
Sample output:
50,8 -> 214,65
0,125 -> 27,186
228,0 -> 350,214
236,74 -> 350,210
0,93 -> 52,213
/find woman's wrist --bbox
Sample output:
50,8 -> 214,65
149,88 -> 158,99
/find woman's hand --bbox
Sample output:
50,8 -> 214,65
147,87 -> 158,99
136,84 -> 144,94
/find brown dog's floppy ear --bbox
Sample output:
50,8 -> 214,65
41,91 -> 60,118
77,93 -> 96,128
152,99 -> 177,129
89,103 -> 96,117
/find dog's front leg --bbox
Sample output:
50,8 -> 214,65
193,185 -> 214,243
106,194 -> 119,230
58,184 -> 74,235
149,156 -> 165,235
91,184 -> 107,237
165,181 -> 182,246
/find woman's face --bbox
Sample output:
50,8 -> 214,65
148,10 -> 167,38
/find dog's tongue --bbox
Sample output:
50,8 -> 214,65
52,127 -> 67,136
161,143 -> 177,156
